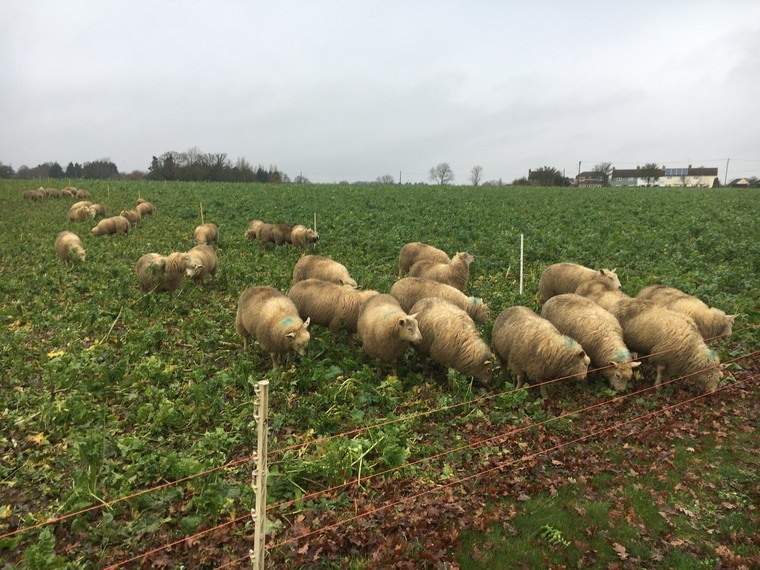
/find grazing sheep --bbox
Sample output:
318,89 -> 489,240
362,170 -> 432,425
135,201 -> 155,216
23,189 -> 44,201
357,294 -> 422,377
185,244 -> 218,284
541,294 -> 641,392
399,242 -> 450,276
610,298 -> 722,393
54,231 -> 86,264
120,209 -> 142,225
89,203 -> 107,218
574,279 -> 631,311
538,262 -> 621,305
408,251 -> 475,291
390,277 -> 490,324
60,188 -> 75,198
635,285 -> 736,340
491,306 -> 591,398
75,189 -> 91,199
68,205 -> 94,222
245,219 -> 265,240
91,216 -> 130,236
44,188 -> 61,198
194,222 -> 219,245
292,255 -> 357,286
135,252 -> 198,293
289,279 -> 379,339
70,200 -> 93,210
289,224 -> 319,248
409,297 -> 495,385
235,286 -> 311,368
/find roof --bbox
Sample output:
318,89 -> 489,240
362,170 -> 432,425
576,171 -> 603,179
611,169 -> 641,178
687,167 -> 718,176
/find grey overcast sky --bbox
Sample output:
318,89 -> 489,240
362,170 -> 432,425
2,0 -> 759,183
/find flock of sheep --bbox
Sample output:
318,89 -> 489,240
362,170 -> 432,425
45,188 -> 736,396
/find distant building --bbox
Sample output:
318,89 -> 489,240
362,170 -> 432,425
658,165 -> 719,188
728,178 -> 754,188
576,171 -> 605,187
610,167 -> 657,188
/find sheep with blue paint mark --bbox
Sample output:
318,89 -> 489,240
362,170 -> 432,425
235,286 -> 311,369
541,293 -> 640,391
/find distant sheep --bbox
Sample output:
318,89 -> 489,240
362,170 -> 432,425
288,279 -> 379,338
636,285 -> 736,340
194,222 -> 219,245
410,297 -> 495,385
54,231 -> 86,264
68,205 -> 94,222
491,306 -> 590,398
90,203 -> 107,218
75,189 -> 91,199
70,200 -> 93,210
541,294 -> 640,392
574,279 -> 631,311
538,262 -> 621,305
245,219 -> 265,240
290,224 -> 319,248
185,244 -> 218,284
408,251 -> 475,291
91,216 -> 130,236
399,242 -> 450,276
390,277 -> 490,324
610,298 -> 722,393
235,286 -> 311,368
135,252 -> 198,293
135,201 -> 155,216
357,294 -> 422,377
120,209 -> 142,225
292,255 -> 357,286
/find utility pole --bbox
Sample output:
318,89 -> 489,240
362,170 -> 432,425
399,170 -> 402,185
578,161 -> 581,176
725,158 -> 730,186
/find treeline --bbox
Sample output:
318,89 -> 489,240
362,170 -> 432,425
0,159 -> 121,180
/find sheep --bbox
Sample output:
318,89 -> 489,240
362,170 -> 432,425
399,242 -> 450,276
54,231 -> 86,264
408,251 -> 475,291
44,188 -> 61,198
135,200 -> 155,216
68,205 -> 94,222
70,200 -> 93,210
635,285 -> 737,340
120,209 -> 142,225
491,306 -> 591,398
194,222 -> 219,245
289,224 -> 319,248
91,216 -> 130,236
235,286 -> 311,369
245,219 -> 265,240
538,262 -> 621,305
60,188 -> 75,198
541,294 -> 641,392
610,298 -> 722,393
89,203 -> 107,218
356,294 -> 422,377
574,279 -> 631,311
389,277 -> 490,324
409,297 -> 495,385
135,252 -> 199,293
75,189 -> 91,199
288,279 -> 379,339
185,244 -> 218,284
292,255 -> 357,287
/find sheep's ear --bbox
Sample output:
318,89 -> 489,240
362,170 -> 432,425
398,317 -> 407,326
578,350 -> 587,359
609,361 -> 620,369
285,332 -> 296,339
303,317 -> 310,329
408,312 -> 419,320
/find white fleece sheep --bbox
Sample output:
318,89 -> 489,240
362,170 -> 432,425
357,294 -> 422,377
289,224 -> 319,248
636,285 -> 736,340
185,244 -> 218,284
119,209 -> 142,225
292,255 -> 357,287
91,216 -> 130,236
89,203 -> 107,218
538,262 -> 621,305
491,306 -> 591,398
135,201 -> 155,216
610,298 -> 722,393
389,277 -> 490,324
135,252 -> 198,293
54,231 -> 86,264
574,279 -> 631,311
245,219 -> 265,240
541,294 -> 641,392
399,242 -> 450,276
288,279 -> 379,339
408,251 -> 475,291
409,297 -> 495,385
68,204 -> 94,222
194,222 -> 219,245
235,286 -> 311,369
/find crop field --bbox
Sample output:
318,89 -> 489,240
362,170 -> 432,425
0,179 -> 758,568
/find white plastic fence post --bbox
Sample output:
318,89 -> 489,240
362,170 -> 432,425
250,380 -> 269,570
519,234 -> 524,295
313,212 -> 317,234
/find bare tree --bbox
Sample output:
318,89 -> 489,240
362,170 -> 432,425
428,162 -> 454,185
469,165 -> 483,186
376,174 -> 395,184
592,162 -> 613,186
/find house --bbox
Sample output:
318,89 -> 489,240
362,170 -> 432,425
728,178 -> 751,188
610,167 -> 662,187
576,171 -> 605,187
658,165 -> 719,188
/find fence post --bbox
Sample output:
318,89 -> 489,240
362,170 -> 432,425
250,380 -> 270,570
519,234 -> 524,295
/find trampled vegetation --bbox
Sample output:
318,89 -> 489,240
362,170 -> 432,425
0,180 -> 758,568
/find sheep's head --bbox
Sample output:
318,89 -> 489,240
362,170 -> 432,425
284,318 -> 310,355
70,246 -> 86,263
455,252 -> 475,266
398,314 -> 422,344
602,360 -> 641,392
599,268 -> 622,290
185,256 -> 204,277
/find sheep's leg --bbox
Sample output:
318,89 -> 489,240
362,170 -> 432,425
515,372 -> 526,390
540,383 -> 549,399
655,364 -> 666,390
270,352 -> 280,369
